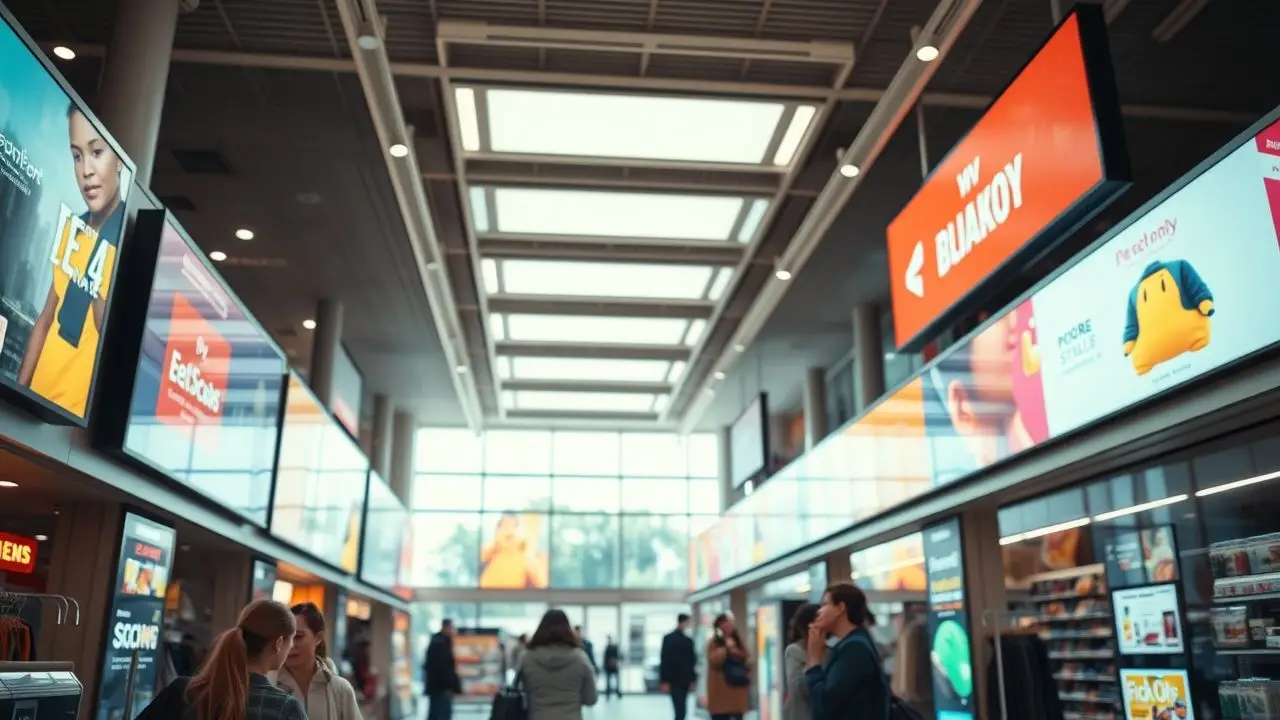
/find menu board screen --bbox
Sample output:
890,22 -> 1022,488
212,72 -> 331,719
0,11 -> 135,423
121,215 -> 285,525
96,512 -> 175,720
1113,584 -> 1183,655
923,518 -> 974,720
271,373 -> 368,572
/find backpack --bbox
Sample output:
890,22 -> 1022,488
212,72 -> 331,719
848,633 -> 925,720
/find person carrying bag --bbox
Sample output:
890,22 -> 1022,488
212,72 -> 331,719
490,672 -> 527,720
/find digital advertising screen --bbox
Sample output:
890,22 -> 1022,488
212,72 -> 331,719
1120,668 -> 1195,720
360,471 -> 408,591
1113,584 -> 1183,655
271,373 -> 368,572
0,9 -> 135,423
923,518 -> 974,720
331,344 -> 362,439
115,213 -> 286,526
479,512 -> 549,590
250,559 -> 277,602
96,512 -> 175,720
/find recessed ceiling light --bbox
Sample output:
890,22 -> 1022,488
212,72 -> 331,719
209,250 -> 227,262
455,364 -> 469,375
733,343 -> 746,352
775,269 -> 793,281
235,228 -> 255,241
302,319 -> 317,330
357,34 -> 380,51
713,371 -> 726,380
839,164 -> 860,178
916,45 -> 940,62
34,534 -> 48,542
0,481 -> 17,488
52,46 -> 76,61
389,143 -> 410,158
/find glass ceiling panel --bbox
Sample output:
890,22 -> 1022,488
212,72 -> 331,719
510,390 -> 660,413
503,314 -> 690,346
481,88 -> 787,165
509,357 -> 672,382
498,259 -> 713,300
490,187 -> 746,241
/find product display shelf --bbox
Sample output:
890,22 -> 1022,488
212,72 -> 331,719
1210,532 -> 1280,719
1017,564 -> 1121,720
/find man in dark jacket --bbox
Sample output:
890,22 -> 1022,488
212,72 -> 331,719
603,636 -> 621,698
424,619 -> 462,720
659,613 -> 697,720
575,625 -> 597,673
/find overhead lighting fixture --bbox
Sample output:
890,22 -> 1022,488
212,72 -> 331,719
455,88 -> 482,152
916,45 -> 940,62
0,481 -> 17,488
1196,469 -> 1280,497
235,228 -> 255,241
744,480 -> 755,495
775,269 -> 793,281
839,164 -> 860,178
34,534 -> 48,542
998,517 -> 1090,546
209,250 -> 228,262
713,371 -> 726,380
356,30 -> 380,50
455,364 -> 469,375
772,105 -> 817,166
733,343 -> 746,352
302,319 -> 317,330
388,143 -> 410,158
52,46 -> 75,60
1092,494 -> 1189,523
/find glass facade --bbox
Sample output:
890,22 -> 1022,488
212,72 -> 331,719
409,429 -> 720,590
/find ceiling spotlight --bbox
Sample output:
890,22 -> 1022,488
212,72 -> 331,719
357,34 -> 380,51
713,371 -> 726,380
733,343 -> 746,353
455,364 -> 469,375
52,46 -> 76,61
302,319 -> 317,330
235,228 -> 255,241
389,143 -> 410,158
0,481 -> 17,488
775,268 -> 793,281
209,250 -> 228,262
916,45 -> 940,62
34,534 -> 48,542
839,164 -> 860,178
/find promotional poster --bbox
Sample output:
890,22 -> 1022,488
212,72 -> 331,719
271,374 -> 367,571
1113,584 -> 1183,655
754,605 -> 781,720
1104,526 -> 1180,589
96,513 -> 175,720
479,512 -> 549,589
0,16 -> 134,421
360,472 -> 408,591
923,518 -> 974,720
1120,668 -> 1195,720
123,219 -> 285,525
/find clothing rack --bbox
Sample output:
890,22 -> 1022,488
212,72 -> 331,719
0,590 -> 81,626
981,608 -> 1043,720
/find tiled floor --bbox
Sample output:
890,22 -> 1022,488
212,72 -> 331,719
445,694 -> 715,719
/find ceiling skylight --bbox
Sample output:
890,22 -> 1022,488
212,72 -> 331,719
489,187 -> 749,241
495,259 -> 716,300
508,390 -> 662,413
478,87 -> 788,165
502,314 -> 692,346
507,357 -> 673,383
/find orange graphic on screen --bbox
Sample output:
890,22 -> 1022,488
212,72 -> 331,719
155,292 -> 230,436
479,513 -> 549,589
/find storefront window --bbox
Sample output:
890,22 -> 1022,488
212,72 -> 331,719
551,514 -> 620,589
621,515 -> 689,589
409,512 -> 481,587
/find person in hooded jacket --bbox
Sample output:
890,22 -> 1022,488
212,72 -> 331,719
517,609 -> 598,720
276,603 -> 362,720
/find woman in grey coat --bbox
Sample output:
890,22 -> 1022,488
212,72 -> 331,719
783,603 -> 821,720
517,610 -> 598,720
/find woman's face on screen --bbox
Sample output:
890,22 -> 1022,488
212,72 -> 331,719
68,109 -> 121,215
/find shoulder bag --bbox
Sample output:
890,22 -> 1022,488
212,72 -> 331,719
490,672 -> 527,720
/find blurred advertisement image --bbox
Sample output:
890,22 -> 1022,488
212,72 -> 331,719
924,519 -> 974,720
123,218 -> 285,526
1120,668 -> 1194,720
360,472 -> 408,592
479,512 -> 549,589
97,513 -> 176,720
0,16 -> 134,420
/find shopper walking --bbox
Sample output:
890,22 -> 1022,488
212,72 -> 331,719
804,583 -> 889,720
424,619 -> 463,720
659,613 -> 697,720
782,603 -> 820,720
574,625 -> 597,673
509,633 -> 529,679
706,613 -> 751,720
602,636 -> 621,698
138,599 -> 307,720
277,603 -> 361,720
519,609 -> 598,720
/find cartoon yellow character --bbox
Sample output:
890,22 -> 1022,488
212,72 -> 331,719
1122,260 -> 1214,375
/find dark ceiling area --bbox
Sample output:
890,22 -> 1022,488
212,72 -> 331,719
5,0 -> 1278,433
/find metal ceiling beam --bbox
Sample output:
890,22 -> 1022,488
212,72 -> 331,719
49,43 -> 1259,125
478,237 -> 744,266
461,169 -> 787,196
462,150 -> 790,175
501,379 -> 671,394
495,341 -> 691,361
485,294 -> 713,319
504,409 -> 661,422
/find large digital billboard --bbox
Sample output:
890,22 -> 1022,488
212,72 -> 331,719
694,106 -> 1280,586
104,211 -> 286,526
360,471 -> 407,591
272,373 -> 368,572
886,5 -> 1128,350
0,7 -> 135,423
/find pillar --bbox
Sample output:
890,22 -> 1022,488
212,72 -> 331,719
852,304 -> 885,413
388,409 -> 416,504
370,393 -> 394,479
717,425 -> 734,510
959,506 -> 1006,720
95,0 -> 182,186
309,299 -> 344,408
369,605 -> 395,720
802,367 -> 828,450
208,552 -> 253,631
42,502 -> 123,720
824,551 -> 852,590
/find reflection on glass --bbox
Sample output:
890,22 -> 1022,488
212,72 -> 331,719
410,513 -> 481,588
551,514 -> 620,589
622,515 -> 689,589
361,472 -> 408,590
